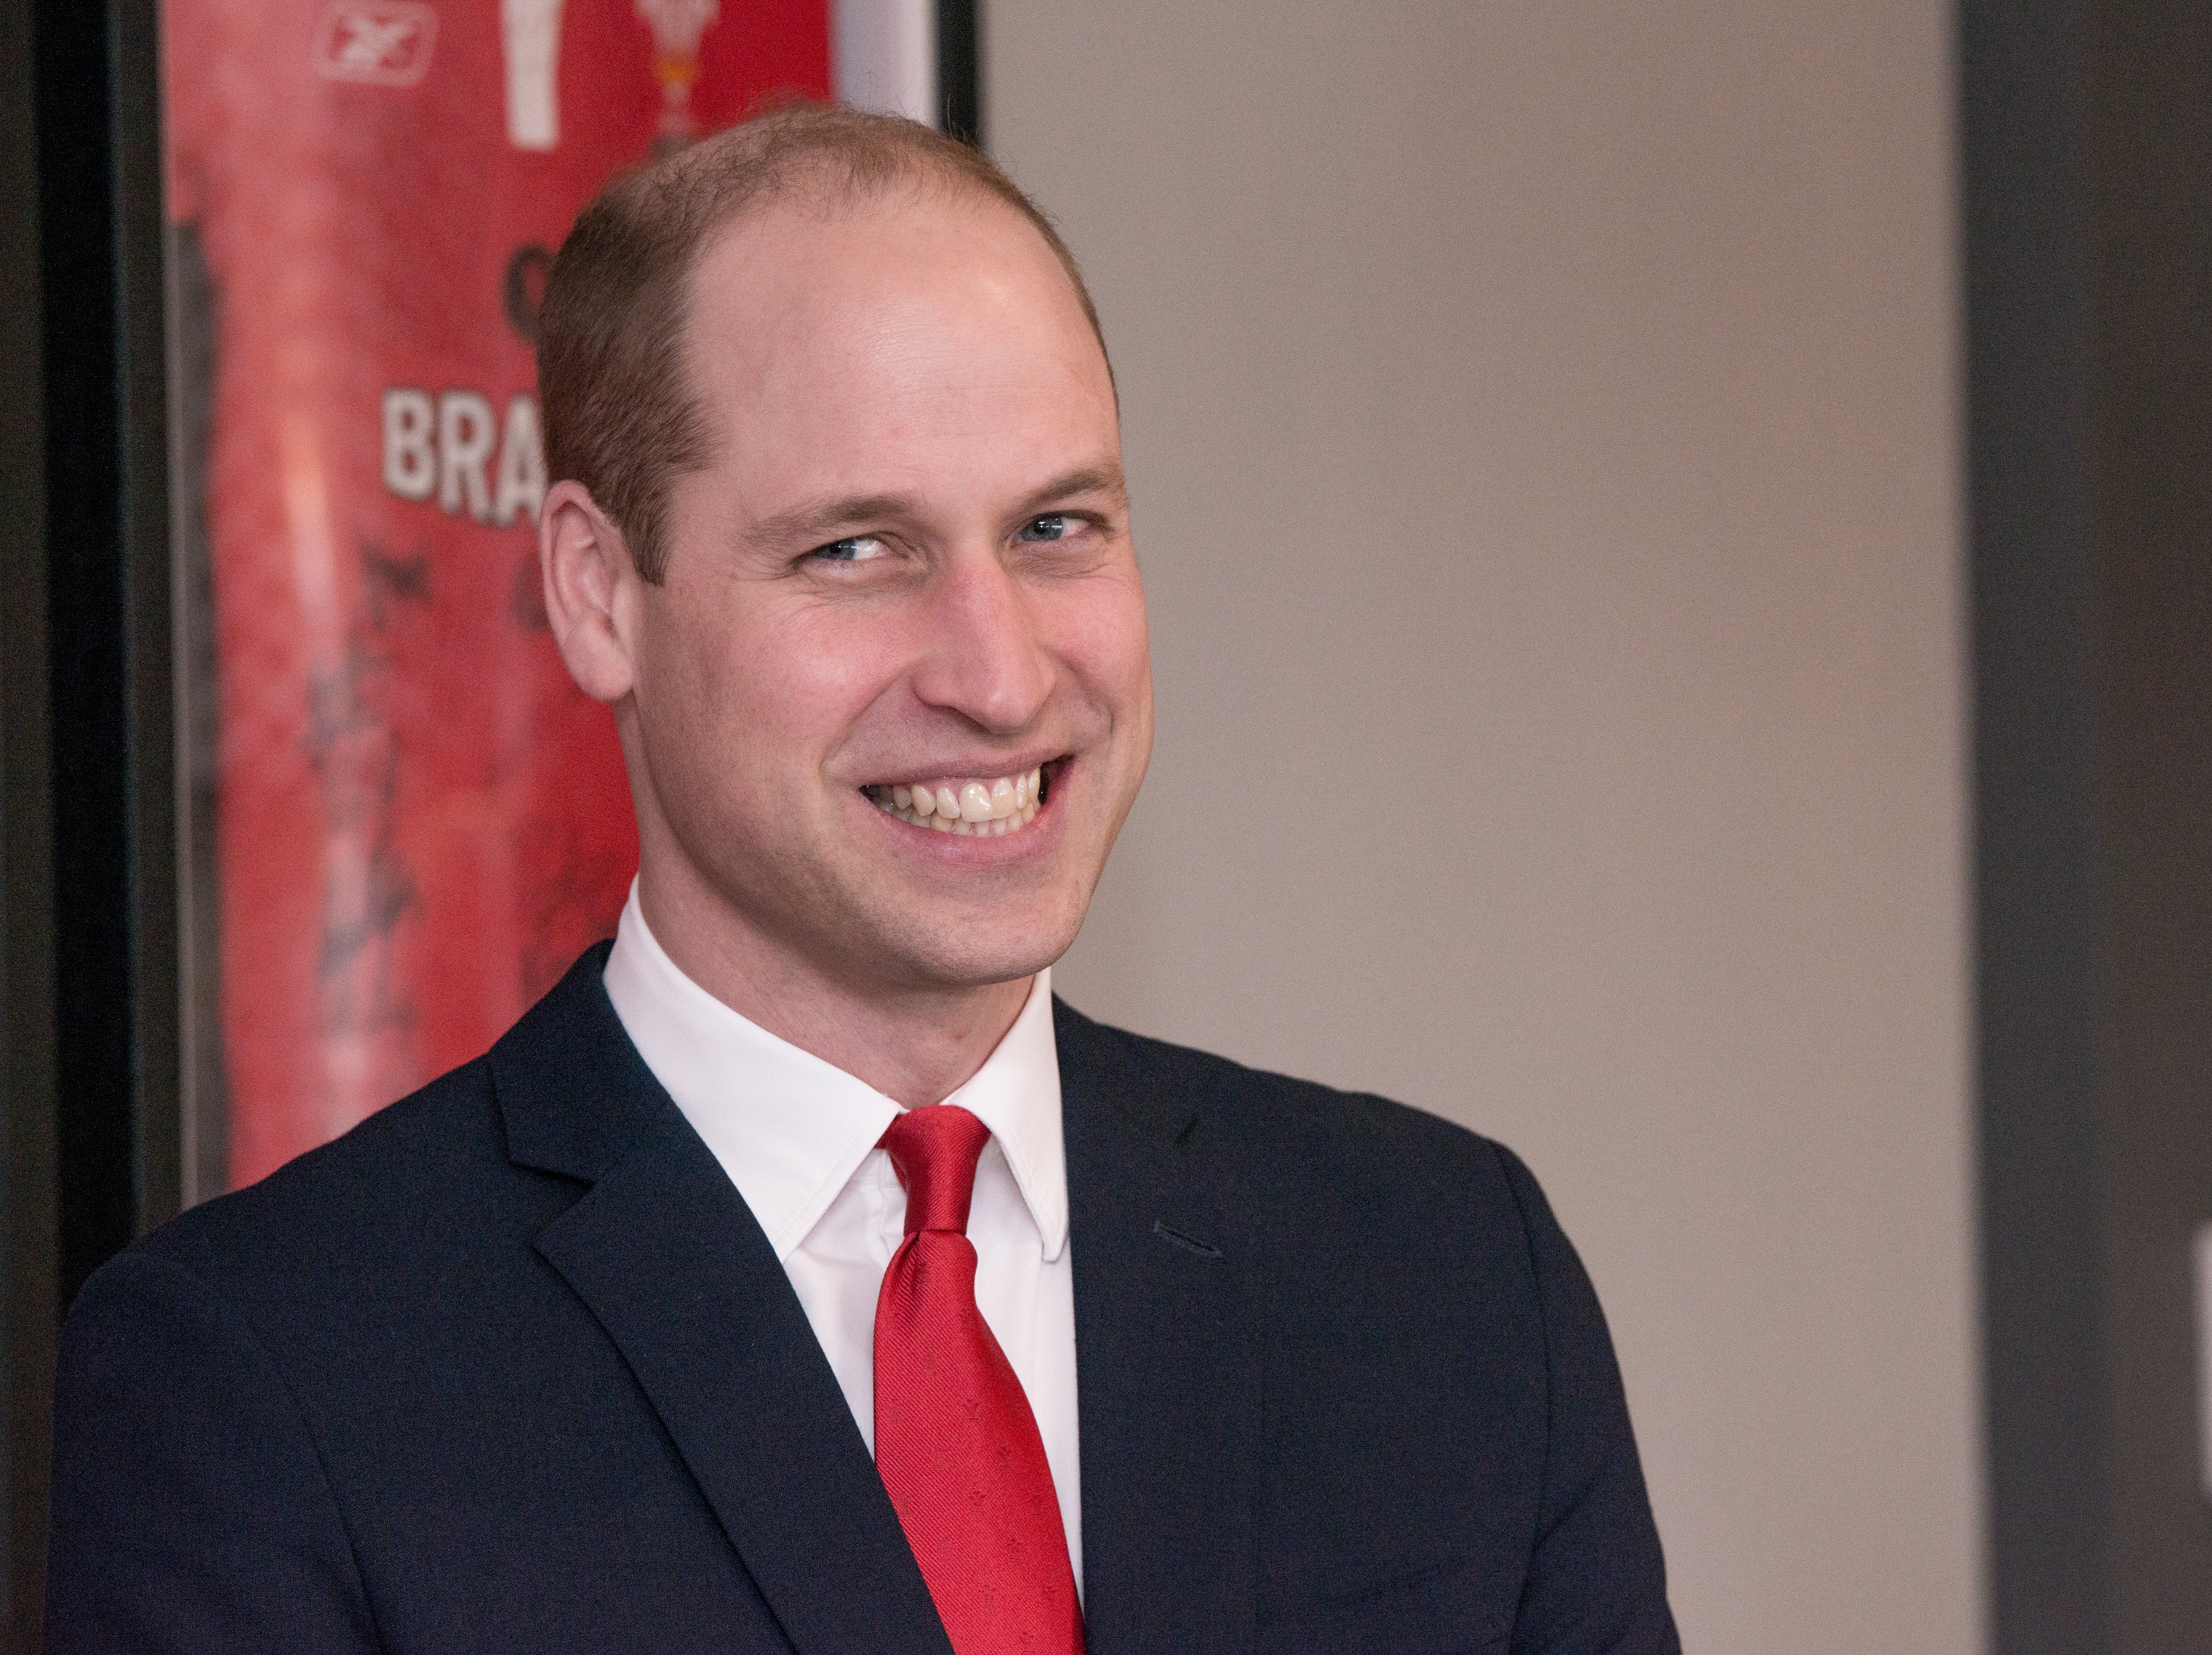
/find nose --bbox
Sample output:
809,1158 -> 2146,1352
907,549 -> 1055,735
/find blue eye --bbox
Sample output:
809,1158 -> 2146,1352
1018,515 -> 1070,542
814,534 -> 886,563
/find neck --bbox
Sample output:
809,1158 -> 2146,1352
634,862 -> 1034,1111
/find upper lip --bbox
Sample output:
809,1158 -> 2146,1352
860,752 -> 1065,786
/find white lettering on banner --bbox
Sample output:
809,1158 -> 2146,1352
492,394 -> 547,525
501,0 -> 565,150
381,388 -> 437,501
437,391 -> 498,521
382,386 -> 547,526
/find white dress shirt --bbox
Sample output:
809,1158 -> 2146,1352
600,883 -> 1083,1592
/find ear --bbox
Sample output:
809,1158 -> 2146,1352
541,480 -> 640,704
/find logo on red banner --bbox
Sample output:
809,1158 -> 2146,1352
313,0 -> 440,87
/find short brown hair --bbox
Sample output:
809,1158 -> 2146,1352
538,104 -> 1107,583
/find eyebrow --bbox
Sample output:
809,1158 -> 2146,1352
747,493 -> 914,548
745,463 -> 1130,549
1020,464 -> 1129,515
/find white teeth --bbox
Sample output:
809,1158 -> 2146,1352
869,766 -> 1048,836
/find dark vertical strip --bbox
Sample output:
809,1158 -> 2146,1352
1972,0 -> 2212,1642
2083,0 -> 2212,1639
0,0 -> 58,1628
114,0 -> 179,1239
1962,0 -> 2113,1650
34,0 -> 177,1313
170,223 -> 227,1209
936,0 -> 980,147
38,0 -> 137,1327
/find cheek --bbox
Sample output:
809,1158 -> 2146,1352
646,595 -> 909,788
635,600 -> 786,814
1052,577 -> 1153,715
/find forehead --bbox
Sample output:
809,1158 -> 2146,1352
677,188 -> 1116,494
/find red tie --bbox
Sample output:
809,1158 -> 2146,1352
874,1105 -> 1085,1655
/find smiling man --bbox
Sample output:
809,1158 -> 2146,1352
46,109 -> 1678,1654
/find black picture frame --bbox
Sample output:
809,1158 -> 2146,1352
10,0 -> 180,1635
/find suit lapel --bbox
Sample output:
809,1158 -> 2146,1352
494,950 -> 951,1655
1058,1001 -> 1264,1655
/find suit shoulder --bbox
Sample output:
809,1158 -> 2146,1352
1053,997 -> 1513,1196
123,1054 -> 520,1300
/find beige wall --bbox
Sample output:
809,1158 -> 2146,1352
989,2 -> 1978,1649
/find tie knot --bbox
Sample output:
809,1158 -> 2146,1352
881,1104 -> 992,1237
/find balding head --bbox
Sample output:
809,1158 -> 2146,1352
538,104 -> 1109,582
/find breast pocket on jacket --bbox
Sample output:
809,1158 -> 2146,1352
1256,1553 -> 1511,1655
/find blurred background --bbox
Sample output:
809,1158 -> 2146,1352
4,0 -> 2210,1650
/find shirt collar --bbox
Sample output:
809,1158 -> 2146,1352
600,881 -> 1067,1262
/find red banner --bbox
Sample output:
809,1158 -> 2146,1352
162,0 -> 830,1188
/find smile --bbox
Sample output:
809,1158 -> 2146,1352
865,766 -> 1048,836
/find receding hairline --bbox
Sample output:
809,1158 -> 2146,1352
537,106 -> 1114,584
677,165 -> 1112,362
655,166 -> 1119,535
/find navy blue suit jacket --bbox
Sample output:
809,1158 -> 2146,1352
47,947 -> 1677,1653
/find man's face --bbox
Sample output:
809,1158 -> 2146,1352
612,188 -> 1151,995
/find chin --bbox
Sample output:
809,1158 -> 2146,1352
869,895 -> 1088,992
902,933 -> 1074,993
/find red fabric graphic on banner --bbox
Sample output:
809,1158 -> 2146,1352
162,0 -> 830,1189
